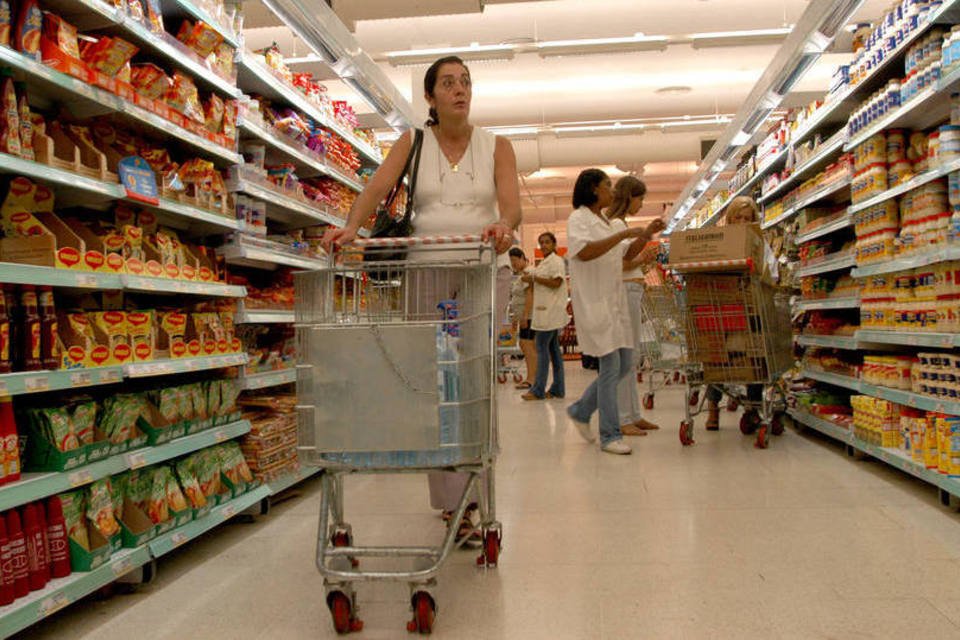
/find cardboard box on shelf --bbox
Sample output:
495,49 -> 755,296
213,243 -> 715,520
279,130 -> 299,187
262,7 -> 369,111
157,310 -> 187,358
89,310 -> 131,365
668,223 -> 764,269
126,310 -> 155,362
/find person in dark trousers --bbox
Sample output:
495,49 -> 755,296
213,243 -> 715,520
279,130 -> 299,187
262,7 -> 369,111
508,247 -> 537,389
522,232 -> 569,400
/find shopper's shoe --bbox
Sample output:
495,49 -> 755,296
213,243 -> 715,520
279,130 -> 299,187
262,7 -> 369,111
547,391 -> 565,399
705,403 -> 720,431
521,392 -> 545,401
620,424 -> 649,436
567,410 -> 596,443
634,418 -> 660,430
601,440 -> 633,455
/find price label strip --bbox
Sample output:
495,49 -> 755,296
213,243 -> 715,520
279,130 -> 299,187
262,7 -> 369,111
101,369 -> 122,384
39,592 -> 72,618
214,430 -> 227,443
221,504 -> 237,519
68,469 -> 94,488
0,381 -> 7,395
76,274 -> 98,287
25,376 -> 50,392
127,452 -> 147,469
71,372 -> 92,387
171,531 -> 189,548
111,556 -> 133,577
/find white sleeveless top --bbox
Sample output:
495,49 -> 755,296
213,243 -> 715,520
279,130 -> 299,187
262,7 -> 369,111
411,126 -> 503,263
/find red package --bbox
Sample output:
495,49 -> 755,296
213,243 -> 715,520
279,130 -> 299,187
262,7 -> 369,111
165,71 -> 204,123
176,19 -> 223,58
130,63 -> 170,100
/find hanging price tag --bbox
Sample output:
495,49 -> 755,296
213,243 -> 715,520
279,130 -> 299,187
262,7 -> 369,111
171,532 -> 188,547
25,376 -> 50,392
68,469 -> 93,487
111,557 -> 133,577
126,452 -> 147,469
39,592 -> 71,617
71,372 -> 92,387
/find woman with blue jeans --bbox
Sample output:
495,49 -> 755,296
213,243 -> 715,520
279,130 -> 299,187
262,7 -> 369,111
522,232 -> 568,400
565,169 -> 665,455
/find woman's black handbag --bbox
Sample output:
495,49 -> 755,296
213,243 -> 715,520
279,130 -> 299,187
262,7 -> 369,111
363,128 -> 423,277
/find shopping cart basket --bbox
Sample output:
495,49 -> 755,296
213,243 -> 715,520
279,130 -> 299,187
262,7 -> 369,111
295,235 -> 501,634
673,260 -> 794,448
634,283 -> 698,411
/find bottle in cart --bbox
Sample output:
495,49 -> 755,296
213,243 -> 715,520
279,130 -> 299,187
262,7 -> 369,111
19,285 -> 40,371
38,286 -> 58,370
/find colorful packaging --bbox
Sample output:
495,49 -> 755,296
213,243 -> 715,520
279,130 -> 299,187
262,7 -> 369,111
86,478 -> 119,538
0,0 -> 12,48
175,459 -> 206,508
0,73 -> 21,157
80,36 -> 139,77
166,71 -> 204,123
204,94 -> 225,134
176,20 -> 224,58
14,0 -> 42,59
60,490 -> 89,549
130,63 -> 171,100
41,12 -> 80,59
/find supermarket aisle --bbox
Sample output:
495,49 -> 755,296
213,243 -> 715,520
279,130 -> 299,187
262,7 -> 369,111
20,365 -> 960,639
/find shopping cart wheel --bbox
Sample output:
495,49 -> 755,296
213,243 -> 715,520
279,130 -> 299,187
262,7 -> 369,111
407,592 -> 436,634
679,421 -> 695,446
643,393 -> 654,411
688,389 -> 699,406
497,372 -> 507,384
754,425 -> 769,449
727,399 -> 739,412
332,530 -> 359,568
477,529 -> 502,567
771,413 -> 785,436
739,412 -> 759,435
328,591 -> 363,634
513,372 -> 524,383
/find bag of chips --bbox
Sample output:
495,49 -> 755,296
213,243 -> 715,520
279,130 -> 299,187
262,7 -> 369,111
175,459 -> 206,509
165,466 -> 189,512
146,468 -> 169,524
61,490 -> 90,549
86,478 -> 120,537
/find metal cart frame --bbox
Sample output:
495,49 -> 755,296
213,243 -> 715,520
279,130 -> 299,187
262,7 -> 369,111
295,235 -> 502,634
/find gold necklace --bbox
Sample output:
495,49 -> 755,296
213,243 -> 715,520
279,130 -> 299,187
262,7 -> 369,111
436,128 -> 470,173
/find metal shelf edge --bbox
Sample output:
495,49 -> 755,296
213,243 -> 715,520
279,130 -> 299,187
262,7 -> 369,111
239,368 -> 296,390
266,467 -> 320,495
123,354 -> 249,378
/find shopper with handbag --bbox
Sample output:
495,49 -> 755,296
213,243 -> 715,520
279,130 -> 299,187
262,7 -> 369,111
321,56 -> 522,544
565,169 -> 665,455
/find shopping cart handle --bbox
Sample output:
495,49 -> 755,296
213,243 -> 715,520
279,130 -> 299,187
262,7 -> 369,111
350,234 -> 487,248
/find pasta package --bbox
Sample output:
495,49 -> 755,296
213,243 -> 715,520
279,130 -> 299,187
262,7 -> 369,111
86,478 -> 120,538
146,468 -> 169,524
176,20 -> 223,58
166,71 -> 204,123
175,459 -> 206,509
165,467 -> 189,512
61,490 -> 89,549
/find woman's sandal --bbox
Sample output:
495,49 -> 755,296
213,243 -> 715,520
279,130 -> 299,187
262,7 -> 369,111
446,504 -> 482,547
515,381 -> 532,390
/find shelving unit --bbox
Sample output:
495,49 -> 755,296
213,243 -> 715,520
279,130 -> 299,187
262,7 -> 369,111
238,368 -> 297,391
794,252 -> 857,277
795,213 -> 853,244
0,367 -> 123,397
796,334 -> 859,350
794,296 -> 860,311
760,178 -> 851,230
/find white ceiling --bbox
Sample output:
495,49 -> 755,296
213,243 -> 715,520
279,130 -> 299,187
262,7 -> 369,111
242,0 -> 890,239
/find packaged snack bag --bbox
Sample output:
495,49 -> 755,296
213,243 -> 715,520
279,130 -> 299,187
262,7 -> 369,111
60,490 -> 89,549
71,400 -> 97,446
0,0 -> 11,47
176,20 -> 223,58
211,42 -> 235,79
204,94 -> 225,134
28,406 -> 79,452
14,0 -> 42,59
86,478 -> 119,537
41,12 -> 80,59
206,379 -> 221,417
166,71 -> 204,123
81,35 -> 138,77
219,380 -> 240,415
189,383 -> 207,419
164,467 -> 188,512
146,468 -> 168,523
0,71 -> 21,157
222,99 -> 237,139
15,82 -> 32,161
175,384 -> 193,421
130,63 -> 170,100
143,0 -> 163,33
125,0 -> 145,22
175,459 -> 206,508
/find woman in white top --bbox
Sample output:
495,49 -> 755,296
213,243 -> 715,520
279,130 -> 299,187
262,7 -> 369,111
605,176 -> 661,436
322,56 -> 522,544
565,169 -> 665,455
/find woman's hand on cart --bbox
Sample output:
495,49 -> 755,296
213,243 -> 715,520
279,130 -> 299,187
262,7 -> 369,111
481,221 -> 514,254
321,225 -> 359,252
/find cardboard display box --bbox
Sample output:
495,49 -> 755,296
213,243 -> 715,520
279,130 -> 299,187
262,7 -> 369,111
668,223 -> 764,269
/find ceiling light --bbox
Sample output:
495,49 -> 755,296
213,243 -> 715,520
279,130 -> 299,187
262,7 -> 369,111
385,43 -> 515,67
730,130 -> 751,146
537,34 -> 669,58
691,27 -> 792,49
656,85 -> 693,95
285,54 -> 327,65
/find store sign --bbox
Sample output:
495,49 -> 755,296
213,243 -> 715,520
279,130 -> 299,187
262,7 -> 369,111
119,156 -> 160,205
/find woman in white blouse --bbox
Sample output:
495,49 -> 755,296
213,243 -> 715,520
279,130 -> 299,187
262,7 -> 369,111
566,169 -> 665,454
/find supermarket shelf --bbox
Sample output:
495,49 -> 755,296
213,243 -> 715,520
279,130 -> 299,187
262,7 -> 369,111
124,354 -> 248,378
160,0 -> 241,48
0,262 -> 121,289
238,368 -> 296,391
796,213 -> 854,244
801,368 -> 861,392
0,367 -> 123,398
0,419 -> 249,513
851,245 -> 960,277
760,131 -> 846,204
848,156 -> 960,215
149,485 -> 271,557
237,54 -> 383,165
266,466 -> 321,496
787,409 -> 851,444
151,196 -> 241,232
761,178 -> 851,230
795,252 -> 856,277
855,329 -> 960,348
235,309 -> 295,324
0,546 -> 152,638
695,150 -> 785,228
121,275 -> 246,298
845,63 -> 960,152
219,243 -> 327,271
230,178 -> 349,228
852,439 -> 960,499
861,381 -> 960,415
129,419 -> 250,469
239,118 -> 363,192
796,334 -> 859,350
795,296 -> 860,311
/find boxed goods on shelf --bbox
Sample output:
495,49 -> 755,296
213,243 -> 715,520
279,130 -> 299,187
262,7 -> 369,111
668,223 -> 765,266
859,262 -> 960,331
800,273 -> 860,300
239,393 -> 297,481
863,355 -> 917,388
802,347 -> 861,379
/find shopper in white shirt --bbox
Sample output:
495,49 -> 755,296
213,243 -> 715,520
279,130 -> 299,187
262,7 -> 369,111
521,232 -> 569,400
508,247 -> 537,388
605,176 -> 660,435
566,169 -> 665,454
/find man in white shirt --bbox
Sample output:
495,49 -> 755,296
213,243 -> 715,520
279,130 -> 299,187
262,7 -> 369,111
522,232 -> 569,400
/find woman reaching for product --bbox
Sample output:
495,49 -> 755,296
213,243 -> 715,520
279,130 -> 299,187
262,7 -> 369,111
321,56 -> 522,545
566,169 -> 665,454
605,175 -> 660,436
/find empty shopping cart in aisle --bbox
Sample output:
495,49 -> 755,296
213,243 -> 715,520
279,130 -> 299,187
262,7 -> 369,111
673,260 -> 794,449
295,235 -> 501,635
634,282 -> 697,411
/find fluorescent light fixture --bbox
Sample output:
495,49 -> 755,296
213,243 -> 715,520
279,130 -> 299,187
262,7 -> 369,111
730,130 -> 751,146
285,54 -> 327,65
345,77 -> 391,115
711,160 -> 726,173
488,125 -> 540,136
691,27 -> 792,48
386,43 -> 515,67
803,31 -> 832,54
537,34 -> 669,57
774,52 -> 819,94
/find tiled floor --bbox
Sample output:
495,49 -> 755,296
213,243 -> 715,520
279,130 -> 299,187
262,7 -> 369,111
20,365 -> 960,639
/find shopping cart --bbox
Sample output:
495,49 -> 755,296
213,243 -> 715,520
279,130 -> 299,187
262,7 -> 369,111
496,343 -> 524,384
634,283 -> 698,411
295,235 -> 501,635
672,260 -> 794,449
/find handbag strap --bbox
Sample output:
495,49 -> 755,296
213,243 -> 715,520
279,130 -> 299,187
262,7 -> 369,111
382,128 -> 423,220
401,128 -> 424,225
